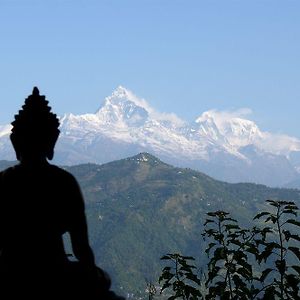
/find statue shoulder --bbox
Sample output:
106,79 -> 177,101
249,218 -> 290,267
0,164 -> 20,180
48,165 -> 79,186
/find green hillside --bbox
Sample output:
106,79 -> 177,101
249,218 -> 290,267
64,153 -> 300,296
1,154 -> 300,297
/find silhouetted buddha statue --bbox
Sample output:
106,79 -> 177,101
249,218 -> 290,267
0,88 -> 124,299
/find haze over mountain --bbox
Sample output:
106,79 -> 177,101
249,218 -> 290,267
1,86 -> 300,187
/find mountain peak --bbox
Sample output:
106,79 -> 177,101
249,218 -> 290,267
94,86 -> 150,127
111,85 -> 131,98
195,111 -> 214,123
127,152 -> 164,165
194,110 -> 263,146
96,86 -> 152,114
108,86 -> 142,105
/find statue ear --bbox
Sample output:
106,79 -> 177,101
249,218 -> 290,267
46,131 -> 59,160
46,149 -> 54,160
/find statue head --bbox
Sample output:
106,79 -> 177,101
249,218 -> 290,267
10,87 -> 60,162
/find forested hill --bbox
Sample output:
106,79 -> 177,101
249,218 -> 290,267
65,153 -> 300,296
1,153 -> 300,296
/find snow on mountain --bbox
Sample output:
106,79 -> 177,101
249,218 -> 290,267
0,125 -> 14,161
195,110 -> 262,150
0,86 -> 300,186
194,109 -> 300,156
59,87 -> 196,160
255,133 -> 300,156
99,85 -> 152,114
95,86 -> 149,127
0,125 -> 12,138
192,111 -> 244,159
95,86 -> 185,127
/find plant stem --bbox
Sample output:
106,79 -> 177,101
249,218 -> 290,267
218,218 -> 234,299
175,256 -> 187,300
276,206 -> 284,300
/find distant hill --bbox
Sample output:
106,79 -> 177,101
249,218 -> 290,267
0,160 -> 16,170
1,153 -> 300,297
284,177 -> 300,189
65,153 -> 300,296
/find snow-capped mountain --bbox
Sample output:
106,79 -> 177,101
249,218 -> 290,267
1,86 -> 300,187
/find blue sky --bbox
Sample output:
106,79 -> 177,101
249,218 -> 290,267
0,0 -> 299,137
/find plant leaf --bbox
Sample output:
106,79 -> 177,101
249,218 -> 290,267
286,219 -> 300,227
288,247 -> 300,260
292,265 -> 300,275
253,212 -> 270,220
260,268 -> 273,282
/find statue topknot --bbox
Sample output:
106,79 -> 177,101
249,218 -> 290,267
10,87 -> 60,161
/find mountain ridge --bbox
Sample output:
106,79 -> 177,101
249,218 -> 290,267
61,153 -> 300,295
0,86 -> 300,187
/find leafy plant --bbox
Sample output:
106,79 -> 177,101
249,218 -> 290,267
159,253 -> 203,299
202,211 -> 258,299
158,200 -> 300,299
252,200 -> 300,299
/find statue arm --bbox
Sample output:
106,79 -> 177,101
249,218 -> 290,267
68,177 -> 95,267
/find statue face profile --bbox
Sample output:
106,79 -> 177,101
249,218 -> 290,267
10,87 -> 60,161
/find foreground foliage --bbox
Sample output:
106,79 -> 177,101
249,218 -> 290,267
156,200 -> 300,299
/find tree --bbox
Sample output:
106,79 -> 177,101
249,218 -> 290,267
202,211 -> 257,299
159,253 -> 203,299
252,200 -> 300,299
